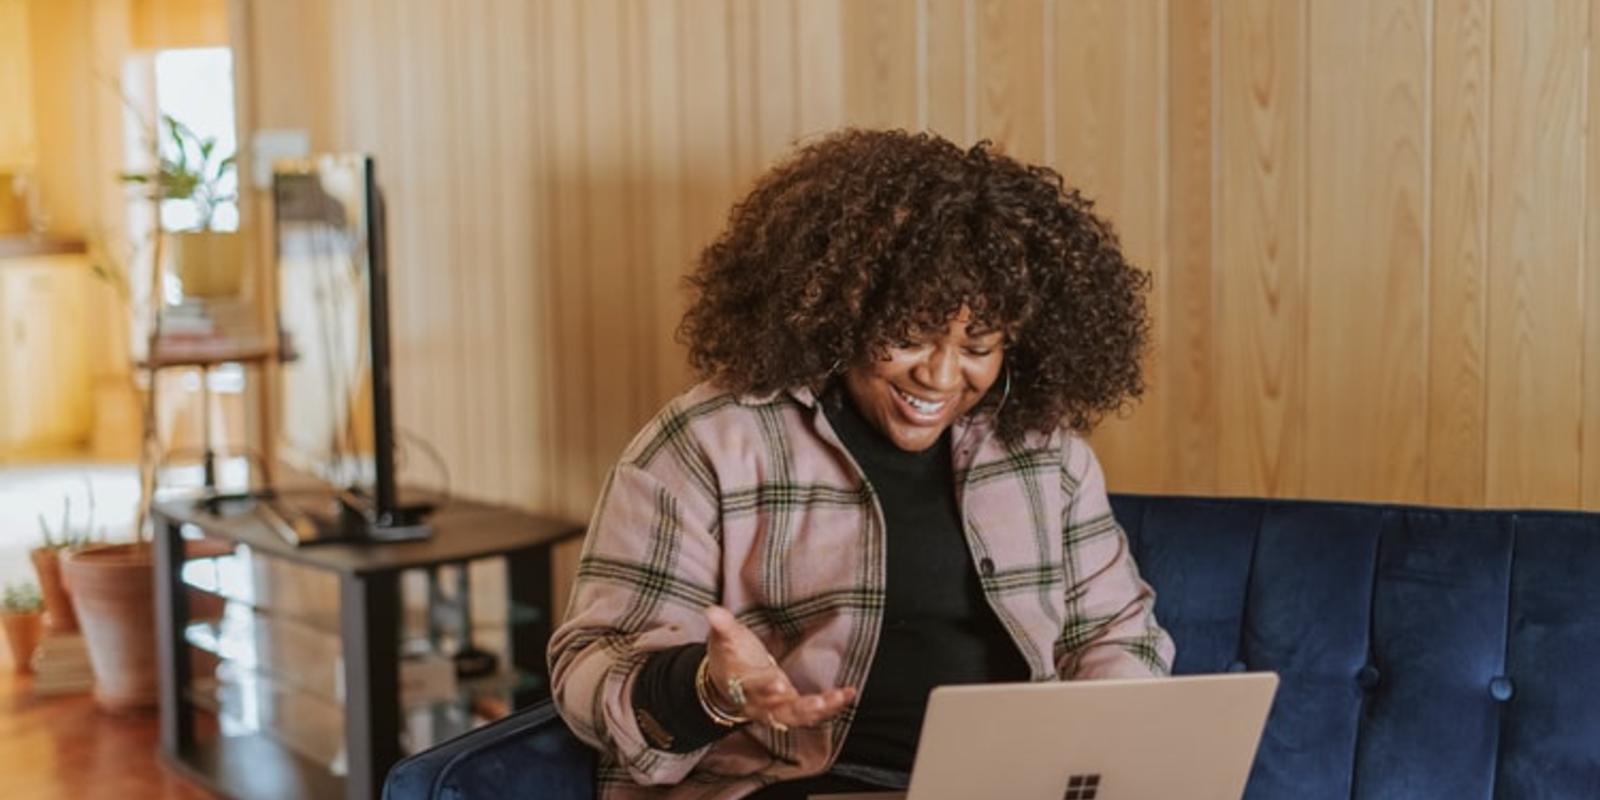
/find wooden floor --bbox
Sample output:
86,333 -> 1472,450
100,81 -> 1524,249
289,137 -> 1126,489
0,669 -> 215,799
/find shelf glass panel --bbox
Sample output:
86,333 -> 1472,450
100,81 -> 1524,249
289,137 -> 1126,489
185,600 -> 344,703
180,546 -> 341,633
188,661 -> 347,775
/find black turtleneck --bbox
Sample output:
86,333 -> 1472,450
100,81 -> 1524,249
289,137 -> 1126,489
627,389 -> 1030,772
823,389 -> 1030,772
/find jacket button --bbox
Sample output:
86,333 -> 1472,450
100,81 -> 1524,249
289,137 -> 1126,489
979,557 -> 995,577
1356,664 -> 1381,690
1489,676 -> 1514,702
1226,660 -> 1248,673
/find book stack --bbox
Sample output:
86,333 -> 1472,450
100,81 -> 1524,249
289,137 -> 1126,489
160,298 -> 258,341
30,631 -> 94,696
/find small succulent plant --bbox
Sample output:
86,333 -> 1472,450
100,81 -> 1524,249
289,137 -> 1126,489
1,581 -> 43,614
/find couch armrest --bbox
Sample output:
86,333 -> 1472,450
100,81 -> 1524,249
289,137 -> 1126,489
383,700 -> 596,800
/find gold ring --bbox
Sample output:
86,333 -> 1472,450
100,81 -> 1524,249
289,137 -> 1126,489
726,675 -> 747,707
767,712 -> 789,732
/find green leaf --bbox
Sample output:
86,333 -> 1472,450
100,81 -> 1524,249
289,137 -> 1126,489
213,154 -> 237,182
164,116 -> 190,174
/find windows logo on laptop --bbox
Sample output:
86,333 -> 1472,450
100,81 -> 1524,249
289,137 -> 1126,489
1062,773 -> 1101,800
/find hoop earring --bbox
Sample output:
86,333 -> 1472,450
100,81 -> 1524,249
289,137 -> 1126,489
993,365 -> 1012,417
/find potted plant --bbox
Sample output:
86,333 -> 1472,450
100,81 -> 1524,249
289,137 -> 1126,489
1,582 -> 44,674
63,538 -> 159,710
30,494 -> 97,634
57,102 -> 187,713
119,113 -> 240,297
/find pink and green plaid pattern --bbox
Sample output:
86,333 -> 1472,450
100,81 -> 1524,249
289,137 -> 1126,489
548,383 -> 1174,799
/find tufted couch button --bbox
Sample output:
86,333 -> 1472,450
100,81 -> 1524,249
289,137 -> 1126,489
1489,676 -> 1515,702
1227,660 -> 1248,673
1356,664 -> 1381,690
979,557 -> 995,577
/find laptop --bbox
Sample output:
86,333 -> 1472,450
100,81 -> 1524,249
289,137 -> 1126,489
818,672 -> 1279,800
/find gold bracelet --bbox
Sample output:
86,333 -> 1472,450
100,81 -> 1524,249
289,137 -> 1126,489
695,655 -> 750,727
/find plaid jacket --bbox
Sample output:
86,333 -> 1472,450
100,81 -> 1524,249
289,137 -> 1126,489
548,382 -> 1175,799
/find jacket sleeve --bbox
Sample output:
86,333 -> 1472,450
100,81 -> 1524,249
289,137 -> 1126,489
1053,435 -> 1176,680
546,426 -> 724,785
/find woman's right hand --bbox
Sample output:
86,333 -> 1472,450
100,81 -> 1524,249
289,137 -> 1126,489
703,605 -> 857,729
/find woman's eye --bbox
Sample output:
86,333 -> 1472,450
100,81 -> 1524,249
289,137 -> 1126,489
964,348 -> 993,357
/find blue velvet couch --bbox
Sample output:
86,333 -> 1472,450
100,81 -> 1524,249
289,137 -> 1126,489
385,495 -> 1600,799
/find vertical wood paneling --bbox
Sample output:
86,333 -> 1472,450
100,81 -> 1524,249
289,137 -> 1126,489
472,0 -> 511,501
580,0 -> 641,474
728,1 -> 761,181
1484,1 -> 1588,507
1428,0 -> 1491,506
1055,1 -> 1167,492
403,0 -> 440,485
1586,0 -> 1600,510
842,0 -> 919,129
540,0 -> 596,517
1215,0 -> 1308,497
642,0 -> 691,409
439,1 -> 471,495
490,0 -> 548,509
234,0 -> 1600,528
924,0 -> 969,141
524,0 -> 562,513
386,0 -> 426,495
453,0 -> 491,496
753,0 -> 801,168
1304,0 -> 1428,502
1163,0 -> 1217,493
974,0 -> 1046,162
795,0 -> 845,139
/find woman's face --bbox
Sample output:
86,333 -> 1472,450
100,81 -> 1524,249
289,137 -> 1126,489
841,306 -> 1006,452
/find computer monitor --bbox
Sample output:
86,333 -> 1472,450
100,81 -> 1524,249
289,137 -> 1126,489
272,154 -> 429,539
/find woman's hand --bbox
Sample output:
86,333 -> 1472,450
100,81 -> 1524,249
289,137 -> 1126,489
703,605 -> 857,730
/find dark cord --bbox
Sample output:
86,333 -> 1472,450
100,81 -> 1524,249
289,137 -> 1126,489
396,426 -> 452,511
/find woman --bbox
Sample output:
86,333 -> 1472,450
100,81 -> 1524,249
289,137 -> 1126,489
548,129 -> 1174,799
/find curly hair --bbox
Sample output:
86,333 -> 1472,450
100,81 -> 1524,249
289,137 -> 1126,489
677,128 -> 1151,442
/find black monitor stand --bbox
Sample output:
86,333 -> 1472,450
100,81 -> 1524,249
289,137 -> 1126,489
203,487 -> 432,546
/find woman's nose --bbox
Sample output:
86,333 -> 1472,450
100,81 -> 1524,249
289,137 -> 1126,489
913,346 -> 961,391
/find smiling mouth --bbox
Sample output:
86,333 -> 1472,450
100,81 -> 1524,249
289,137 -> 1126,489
892,384 -> 950,418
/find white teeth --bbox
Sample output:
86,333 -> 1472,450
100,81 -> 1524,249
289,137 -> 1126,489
894,385 -> 946,414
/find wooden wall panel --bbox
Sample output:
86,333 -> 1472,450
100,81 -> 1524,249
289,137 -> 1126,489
1427,0 -> 1491,507
640,0 -> 692,420
1587,0 -> 1600,511
751,1 -> 800,167
923,0 -> 971,141
842,0 -> 918,129
578,0 -> 642,490
1214,0 -> 1307,497
974,0 -> 1046,162
1484,2 -> 1588,508
795,0 -> 845,140
1163,0 -> 1217,493
132,0 -> 228,49
1054,1 -> 1167,491
538,0 -> 595,519
1304,0 -> 1428,502
230,0 -> 1600,533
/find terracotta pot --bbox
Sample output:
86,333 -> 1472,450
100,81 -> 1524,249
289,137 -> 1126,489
29,548 -> 78,633
63,543 -> 156,712
1,612 -> 43,673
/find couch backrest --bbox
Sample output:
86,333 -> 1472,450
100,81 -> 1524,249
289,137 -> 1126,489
1110,494 -> 1600,800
